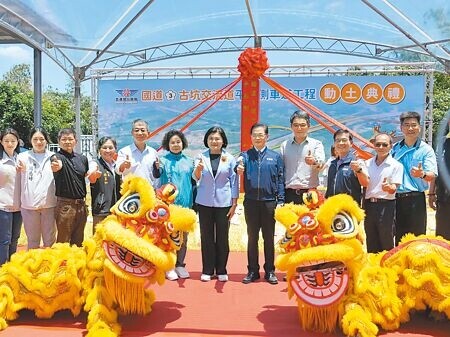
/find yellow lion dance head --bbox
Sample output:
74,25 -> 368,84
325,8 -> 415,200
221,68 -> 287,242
275,194 -> 366,333
275,193 -> 450,337
0,176 -> 197,336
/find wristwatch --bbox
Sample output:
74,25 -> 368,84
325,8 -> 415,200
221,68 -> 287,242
422,172 -> 427,179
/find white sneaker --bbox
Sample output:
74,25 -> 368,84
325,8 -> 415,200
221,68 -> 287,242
166,269 -> 178,281
175,266 -> 190,279
218,274 -> 228,282
200,274 -> 212,282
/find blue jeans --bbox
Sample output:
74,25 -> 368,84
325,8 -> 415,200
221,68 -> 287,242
0,210 -> 22,265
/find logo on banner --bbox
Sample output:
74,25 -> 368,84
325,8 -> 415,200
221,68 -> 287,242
115,89 -> 139,103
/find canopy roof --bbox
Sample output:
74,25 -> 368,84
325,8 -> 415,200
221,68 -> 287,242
0,0 -> 448,81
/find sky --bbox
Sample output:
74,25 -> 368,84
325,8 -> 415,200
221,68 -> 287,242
0,44 -> 74,91
0,43 -> 391,95
0,0 -> 446,94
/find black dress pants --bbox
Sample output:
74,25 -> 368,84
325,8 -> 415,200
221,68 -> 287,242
198,204 -> 231,275
436,199 -> 450,240
363,199 -> 396,253
395,192 -> 426,245
243,198 -> 277,274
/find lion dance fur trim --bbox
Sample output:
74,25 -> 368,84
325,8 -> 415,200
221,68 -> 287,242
275,193 -> 450,337
0,176 -> 197,336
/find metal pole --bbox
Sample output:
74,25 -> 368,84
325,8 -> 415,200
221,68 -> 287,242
424,70 -> 434,145
33,49 -> 42,127
91,75 -> 98,153
74,67 -> 82,152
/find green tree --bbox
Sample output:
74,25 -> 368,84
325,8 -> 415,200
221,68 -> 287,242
432,72 -> 450,136
2,64 -> 32,91
81,94 -> 92,135
0,81 -> 34,143
42,89 -> 74,143
41,87 -> 92,143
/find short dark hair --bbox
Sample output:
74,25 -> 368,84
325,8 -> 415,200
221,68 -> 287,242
29,127 -> 51,144
250,123 -> 269,135
290,110 -> 310,126
162,129 -> 188,151
203,126 -> 228,148
400,111 -> 421,125
58,128 -> 76,140
333,129 -> 353,142
98,136 -> 117,150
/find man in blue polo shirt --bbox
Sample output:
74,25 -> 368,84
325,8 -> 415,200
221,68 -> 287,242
392,111 -> 437,245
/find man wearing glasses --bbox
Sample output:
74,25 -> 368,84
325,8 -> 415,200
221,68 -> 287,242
116,119 -> 159,187
392,111 -> 437,245
356,133 -> 403,253
280,110 -> 325,204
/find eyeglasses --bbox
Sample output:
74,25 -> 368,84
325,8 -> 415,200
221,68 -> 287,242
292,123 -> 308,128
374,142 -> 389,148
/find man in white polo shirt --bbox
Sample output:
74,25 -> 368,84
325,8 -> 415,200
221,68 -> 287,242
116,119 -> 159,187
355,132 -> 403,253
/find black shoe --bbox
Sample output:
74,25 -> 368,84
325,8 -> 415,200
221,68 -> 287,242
242,272 -> 260,284
264,272 -> 278,285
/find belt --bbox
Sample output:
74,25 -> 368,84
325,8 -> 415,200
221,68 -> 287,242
57,196 -> 85,205
365,197 -> 394,203
286,188 -> 309,195
396,191 -> 424,198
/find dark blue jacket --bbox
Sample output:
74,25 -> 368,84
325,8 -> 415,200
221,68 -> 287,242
325,152 -> 362,204
240,147 -> 285,203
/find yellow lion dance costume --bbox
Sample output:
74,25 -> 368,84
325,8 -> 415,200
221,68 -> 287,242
0,176 -> 197,336
275,193 -> 450,337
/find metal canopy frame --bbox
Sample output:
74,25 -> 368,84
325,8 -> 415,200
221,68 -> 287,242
85,35 -> 440,78
0,1 -> 448,80
361,0 -> 450,72
0,0 -> 447,146
0,3 -> 75,79
90,62 -> 436,79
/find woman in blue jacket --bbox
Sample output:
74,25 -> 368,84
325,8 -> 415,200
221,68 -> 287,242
193,126 -> 239,282
153,130 -> 194,281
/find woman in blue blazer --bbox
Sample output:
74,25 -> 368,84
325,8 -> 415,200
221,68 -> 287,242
193,126 -> 239,282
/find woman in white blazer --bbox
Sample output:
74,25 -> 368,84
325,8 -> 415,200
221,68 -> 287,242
193,126 -> 239,282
